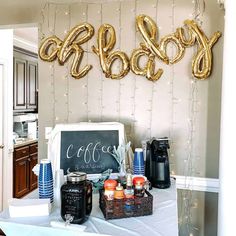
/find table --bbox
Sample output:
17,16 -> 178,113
0,179 -> 178,236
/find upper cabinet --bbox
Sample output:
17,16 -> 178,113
13,47 -> 38,113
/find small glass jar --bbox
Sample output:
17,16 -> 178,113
134,182 -> 144,198
114,183 -> 125,199
104,179 -> 117,200
61,172 -> 92,224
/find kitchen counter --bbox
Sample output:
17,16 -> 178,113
14,139 -> 38,148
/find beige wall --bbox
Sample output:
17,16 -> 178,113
0,0 -> 223,179
38,0 -> 224,180
0,1 -> 42,26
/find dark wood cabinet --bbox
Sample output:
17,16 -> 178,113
27,61 -> 38,110
29,143 -> 38,191
13,47 -> 38,112
13,58 -> 27,110
13,142 -> 38,198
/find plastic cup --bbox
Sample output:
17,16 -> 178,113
133,148 -> 144,175
38,159 -> 54,203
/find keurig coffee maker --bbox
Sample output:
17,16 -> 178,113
145,138 -> 171,189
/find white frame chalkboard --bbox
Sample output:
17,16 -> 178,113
47,122 -> 125,180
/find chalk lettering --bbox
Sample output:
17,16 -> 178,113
65,142 -> 113,165
66,144 -> 76,159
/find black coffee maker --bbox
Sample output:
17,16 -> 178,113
145,138 -> 171,189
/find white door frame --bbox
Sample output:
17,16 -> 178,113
0,58 -> 13,211
0,26 -> 36,211
0,56 -> 13,211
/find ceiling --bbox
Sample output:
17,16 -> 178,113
14,27 -> 38,45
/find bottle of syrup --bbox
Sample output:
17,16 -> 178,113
124,173 -> 134,198
124,173 -> 134,216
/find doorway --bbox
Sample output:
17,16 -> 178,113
0,26 -> 38,211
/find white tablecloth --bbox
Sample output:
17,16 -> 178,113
0,179 -> 178,236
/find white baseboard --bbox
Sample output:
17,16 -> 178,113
172,175 -> 219,193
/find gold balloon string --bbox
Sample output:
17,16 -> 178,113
193,0 -> 205,25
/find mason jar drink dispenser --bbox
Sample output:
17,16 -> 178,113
61,172 -> 92,224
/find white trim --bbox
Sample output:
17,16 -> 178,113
13,35 -> 38,54
173,175 -> 219,193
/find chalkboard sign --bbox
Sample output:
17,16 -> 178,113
60,130 -> 119,174
48,122 -> 125,177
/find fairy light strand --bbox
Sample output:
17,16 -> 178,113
40,2 -> 57,126
52,3 -> 57,125
148,0 -> 159,139
39,3 -> 47,41
179,0 -> 205,235
66,5 -> 71,123
169,0 -> 175,171
100,3 -> 104,122
118,1 -> 122,122
86,3 -> 89,122
132,0 -> 137,146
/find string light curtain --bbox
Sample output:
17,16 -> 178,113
39,1 -> 219,235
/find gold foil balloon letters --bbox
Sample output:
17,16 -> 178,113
159,34 -> 185,64
136,14 -> 169,64
134,15 -> 221,80
39,15 -> 221,82
92,24 -> 130,80
130,46 -> 163,82
39,23 -> 94,79
177,20 -> 221,79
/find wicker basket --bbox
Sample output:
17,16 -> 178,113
99,190 -> 153,220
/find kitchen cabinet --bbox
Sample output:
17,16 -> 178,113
13,47 -> 38,112
13,142 -> 38,198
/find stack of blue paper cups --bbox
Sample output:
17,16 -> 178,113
38,159 -> 54,203
133,148 -> 145,175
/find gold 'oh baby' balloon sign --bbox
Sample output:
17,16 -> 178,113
92,24 -> 130,79
39,14 -> 222,81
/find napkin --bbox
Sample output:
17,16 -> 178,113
9,198 -> 51,218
